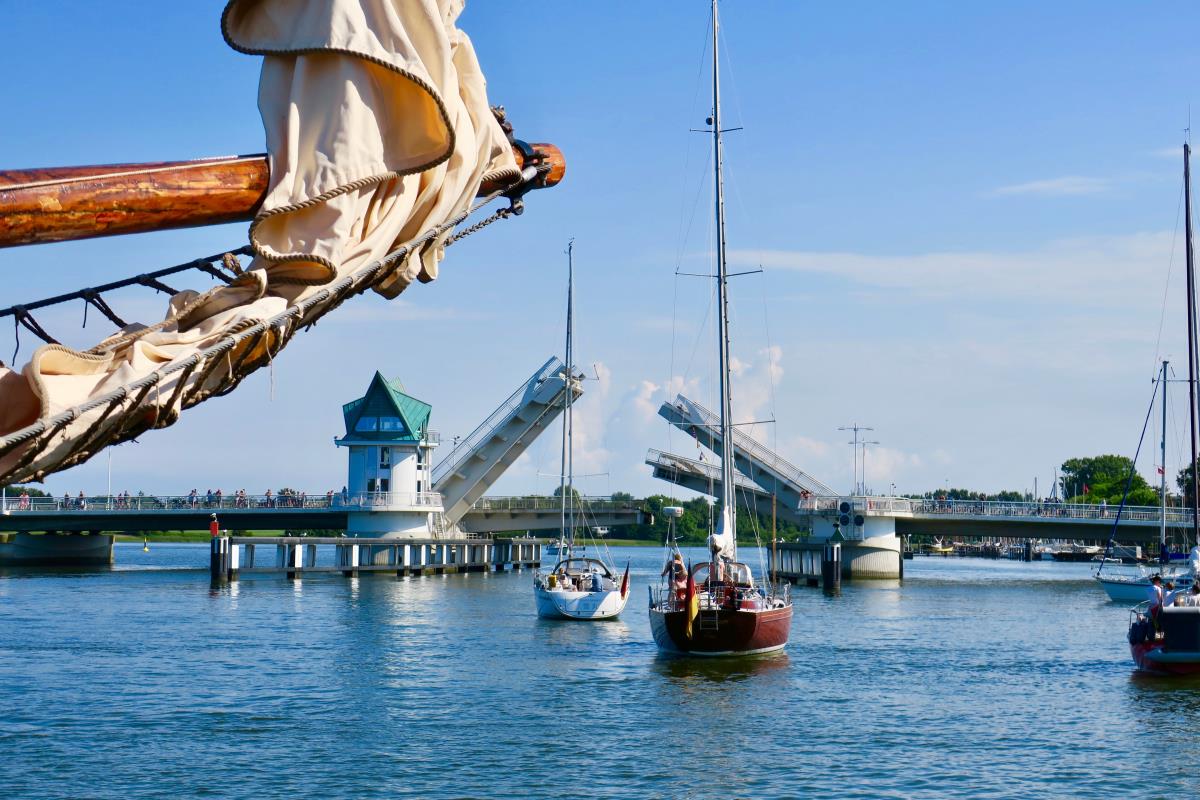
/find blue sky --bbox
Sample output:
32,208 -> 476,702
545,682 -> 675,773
3,1 -> 1200,500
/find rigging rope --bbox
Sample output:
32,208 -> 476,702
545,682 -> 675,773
1099,375 -> 1162,573
0,175 -> 533,484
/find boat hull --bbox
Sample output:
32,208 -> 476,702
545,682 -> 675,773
534,583 -> 628,620
1098,571 -> 1195,603
1130,642 -> 1200,675
648,604 -> 792,657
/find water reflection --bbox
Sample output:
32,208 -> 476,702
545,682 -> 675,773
651,652 -> 790,684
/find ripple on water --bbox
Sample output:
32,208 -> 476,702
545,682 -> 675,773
0,547 -> 1194,799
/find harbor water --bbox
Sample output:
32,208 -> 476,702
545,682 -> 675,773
0,544 -> 1196,799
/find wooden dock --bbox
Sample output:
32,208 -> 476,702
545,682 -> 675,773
209,535 -> 542,582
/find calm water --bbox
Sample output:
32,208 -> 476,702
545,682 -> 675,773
0,544 -> 1196,799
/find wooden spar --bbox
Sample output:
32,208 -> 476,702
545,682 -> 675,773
0,141 -> 565,248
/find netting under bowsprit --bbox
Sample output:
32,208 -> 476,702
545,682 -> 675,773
0,190 -> 522,487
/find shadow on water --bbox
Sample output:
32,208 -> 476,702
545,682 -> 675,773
0,564 -> 116,580
650,651 -> 790,684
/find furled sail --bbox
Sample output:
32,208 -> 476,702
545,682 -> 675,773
0,0 -> 523,485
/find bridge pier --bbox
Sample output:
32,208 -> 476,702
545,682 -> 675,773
0,531 -> 114,566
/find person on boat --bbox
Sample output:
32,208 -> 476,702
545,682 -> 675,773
1190,544 -> 1200,574
1148,575 -> 1165,630
661,552 -> 687,596
590,570 -> 605,592
706,538 -> 727,586
1164,580 -> 1178,608
1186,584 -> 1200,606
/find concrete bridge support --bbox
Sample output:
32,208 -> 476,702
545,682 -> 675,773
0,531 -> 114,566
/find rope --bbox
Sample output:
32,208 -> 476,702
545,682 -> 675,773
0,180 -> 529,480
1099,378 -> 1161,574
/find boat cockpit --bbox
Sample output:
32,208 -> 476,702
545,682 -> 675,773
543,557 -> 615,592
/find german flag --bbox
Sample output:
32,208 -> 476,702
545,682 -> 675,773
684,565 -> 700,639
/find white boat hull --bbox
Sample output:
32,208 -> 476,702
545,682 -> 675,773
534,583 -> 628,620
1097,570 -> 1196,603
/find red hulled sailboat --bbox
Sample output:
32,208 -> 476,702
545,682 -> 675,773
647,0 -> 793,657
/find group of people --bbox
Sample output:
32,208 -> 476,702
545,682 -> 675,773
1148,574 -> 1200,610
549,568 -> 608,592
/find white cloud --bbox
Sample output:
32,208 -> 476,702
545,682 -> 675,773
992,176 -> 1109,196
731,230 -> 1172,306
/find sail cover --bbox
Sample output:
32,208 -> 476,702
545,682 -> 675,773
0,0 -> 518,485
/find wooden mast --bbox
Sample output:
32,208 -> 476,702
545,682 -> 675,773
0,142 -> 565,248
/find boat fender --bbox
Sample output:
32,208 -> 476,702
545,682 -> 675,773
1128,618 -> 1151,645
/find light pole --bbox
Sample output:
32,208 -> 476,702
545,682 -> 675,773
839,423 -> 875,495
861,439 -> 880,495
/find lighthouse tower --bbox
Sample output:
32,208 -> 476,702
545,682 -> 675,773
335,372 -> 444,537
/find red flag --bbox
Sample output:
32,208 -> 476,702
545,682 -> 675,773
620,562 -> 630,599
1083,484 -> 1090,495
1158,466 -> 1165,475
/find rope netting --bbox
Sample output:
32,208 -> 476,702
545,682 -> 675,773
0,177 -> 533,486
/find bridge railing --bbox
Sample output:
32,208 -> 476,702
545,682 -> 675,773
0,492 -> 636,515
1,493 -> 342,512
907,498 -> 1186,524
803,496 -> 1189,525
468,495 -> 637,513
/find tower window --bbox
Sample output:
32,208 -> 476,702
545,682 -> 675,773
380,447 -> 391,468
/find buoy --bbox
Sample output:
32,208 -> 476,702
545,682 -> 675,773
142,537 -> 150,553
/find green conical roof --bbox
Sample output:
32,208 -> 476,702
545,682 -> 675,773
341,371 -> 431,442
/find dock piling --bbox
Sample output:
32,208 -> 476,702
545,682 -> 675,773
822,542 -> 841,594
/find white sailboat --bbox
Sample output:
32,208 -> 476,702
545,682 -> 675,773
533,242 -> 630,620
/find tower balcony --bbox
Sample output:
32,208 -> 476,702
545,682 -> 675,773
342,491 -> 444,511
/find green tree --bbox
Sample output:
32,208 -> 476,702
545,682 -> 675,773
1,484 -> 48,497
1177,461 -> 1200,507
1060,455 -> 1157,505
552,484 -> 583,503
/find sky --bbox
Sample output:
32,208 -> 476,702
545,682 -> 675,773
3,1 -> 1200,502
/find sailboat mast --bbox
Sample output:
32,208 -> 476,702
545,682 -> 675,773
560,241 -> 575,549
1186,143 -> 1200,548
1161,359 -> 1169,563
711,0 -> 737,558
